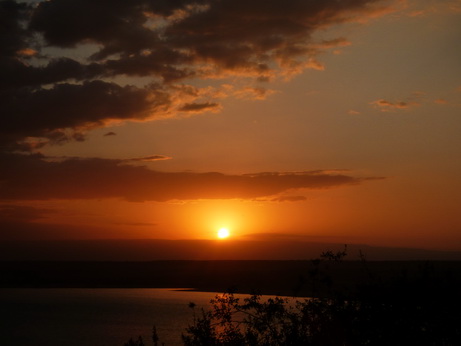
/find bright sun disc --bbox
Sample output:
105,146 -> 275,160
217,228 -> 230,239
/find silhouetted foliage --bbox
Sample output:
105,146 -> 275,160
124,336 -> 145,346
181,251 -> 461,346
182,293 -> 347,346
126,250 -> 461,345
320,244 -> 348,262
125,326 -> 162,346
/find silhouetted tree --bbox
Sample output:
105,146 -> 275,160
124,336 -> 145,346
181,251 -> 461,346
126,249 -> 461,345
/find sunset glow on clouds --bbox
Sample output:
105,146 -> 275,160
1,0 -> 400,148
0,153 -> 380,201
1,0 -> 461,255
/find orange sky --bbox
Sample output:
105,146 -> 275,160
1,0 -> 461,258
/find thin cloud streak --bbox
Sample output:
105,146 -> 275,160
370,98 -> 420,111
125,155 -> 172,162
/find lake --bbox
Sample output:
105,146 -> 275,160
0,288 -> 244,346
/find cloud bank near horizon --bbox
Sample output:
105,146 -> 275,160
0,153 -> 382,202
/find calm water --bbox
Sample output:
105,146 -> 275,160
0,288 -> 242,346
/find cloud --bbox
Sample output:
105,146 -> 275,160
370,91 -> 456,111
113,222 -> 158,227
449,1 -> 461,13
1,0 -> 397,151
403,1 -> 461,17
370,98 -> 420,112
270,195 -> 308,202
233,87 -> 278,100
240,232 -> 335,241
0,204 -> 49,223
125,155 -> 172,162
0,81 -> 172,148
0,153 -> 383,202
0,1 -> 31,57
348,110 -> 361,115
104,131 -> 117,137
178,102 -> 221,113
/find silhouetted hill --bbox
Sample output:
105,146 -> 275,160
0,239 -> 460,261
2,260 -> 461,297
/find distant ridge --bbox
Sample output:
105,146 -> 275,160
0,239 -> 460,261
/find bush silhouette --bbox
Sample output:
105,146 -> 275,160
181,269 -> 461,345
126,250 -> 461,345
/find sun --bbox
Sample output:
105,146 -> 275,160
217,227 -> 230,239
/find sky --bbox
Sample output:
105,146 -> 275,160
1,0 -> 461,257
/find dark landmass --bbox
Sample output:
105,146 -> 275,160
2,240 -> 460,297
1,239 -> 460,261
2,260 -> 461,297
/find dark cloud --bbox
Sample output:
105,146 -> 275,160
0,1 -> 32,57
179,102 -> 221,113
103,132 -> 117,137
1,0 -> 392,151
0,204 -> 48,223
0,81 -> 171,146
125,155 -> 172,162
0,153 -> 382,202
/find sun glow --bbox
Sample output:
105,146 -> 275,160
217,227 -> 230,239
